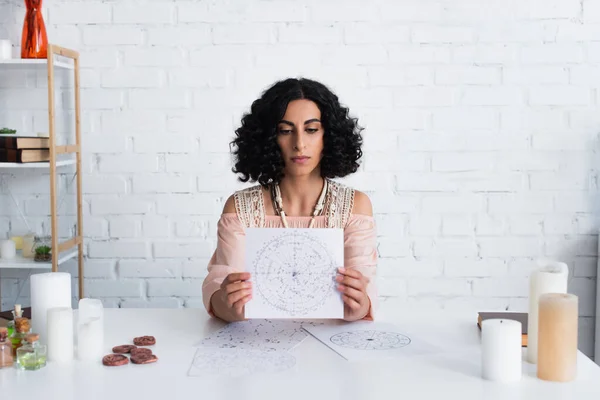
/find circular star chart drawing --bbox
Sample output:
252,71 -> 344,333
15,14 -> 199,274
252,231 -> 337,316
330,331 -> 412,350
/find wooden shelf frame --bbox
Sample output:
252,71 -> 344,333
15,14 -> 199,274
46,44 -> 84,298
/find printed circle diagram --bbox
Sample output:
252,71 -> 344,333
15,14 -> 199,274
253,231 -> 336,316
330,331 -> 411,350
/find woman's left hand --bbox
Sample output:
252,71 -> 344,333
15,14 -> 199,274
336,267 -> 370,321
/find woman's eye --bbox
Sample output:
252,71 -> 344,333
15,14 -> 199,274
278,129 -> 292,134
306,128 -> 318,133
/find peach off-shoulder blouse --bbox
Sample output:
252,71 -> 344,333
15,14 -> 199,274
202,212 -> 378,320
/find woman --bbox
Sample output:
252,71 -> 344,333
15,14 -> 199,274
202,77 -> 377,322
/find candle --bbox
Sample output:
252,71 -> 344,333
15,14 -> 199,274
0,40 -> 11,60
30,272 -> 72,345
537,293 -> 578,382
0,239 -> 16,259
47,307 -> 74,363
526,260 -> 568,364
77,298 -> 104,361
481,319 -> 522,382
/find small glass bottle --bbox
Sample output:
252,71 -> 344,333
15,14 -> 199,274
7,304 -> 23,338
16,333 -> 46,370
0,327 -> 14,368
10,317 -> 31,356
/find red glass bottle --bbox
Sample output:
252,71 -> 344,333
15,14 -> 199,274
21,0 -> 47,59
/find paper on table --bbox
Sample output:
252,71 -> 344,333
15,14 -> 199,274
188,347 -> 296,378
245,228 -> 344,319
196,319 -> 318,352
303,320 -> 441,362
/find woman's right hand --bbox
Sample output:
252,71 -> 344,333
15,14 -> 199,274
216,272 -> 253,321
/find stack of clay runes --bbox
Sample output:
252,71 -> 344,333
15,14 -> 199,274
102,336 -> 157,367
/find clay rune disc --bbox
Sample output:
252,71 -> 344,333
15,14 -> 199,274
112,345 -> 137,354
131,354 -> 158,365
102,354 -> 129,367
130,347 -> 152,357
133,336 -> 156,346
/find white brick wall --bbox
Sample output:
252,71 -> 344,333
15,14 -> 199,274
0,0 -> 598,358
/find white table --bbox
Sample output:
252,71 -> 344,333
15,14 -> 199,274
1,304 -> 599,400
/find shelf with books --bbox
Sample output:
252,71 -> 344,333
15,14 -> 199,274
0,44 -> 84,303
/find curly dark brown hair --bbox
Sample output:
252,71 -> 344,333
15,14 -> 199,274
230,77 -> 364,187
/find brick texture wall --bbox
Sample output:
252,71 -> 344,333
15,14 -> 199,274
0,0 -> 598,357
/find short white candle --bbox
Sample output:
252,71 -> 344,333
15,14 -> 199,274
77,318 -> 104,361
77,298 -> 104,361
481,319 -> 522,382
0,40 -> 11,60
47,307 -> 74,363
0,239 -> 16,259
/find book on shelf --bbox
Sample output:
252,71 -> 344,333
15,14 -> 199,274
0,136 -> 49,149
0,148 -> 50,163
477,311 -> 528,347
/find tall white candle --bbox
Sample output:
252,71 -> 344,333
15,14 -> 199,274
77,298 -> 104,361
30,272 -> 72,345
527,260 -> 568,364
481,319 -> 522,382
47,307 -> 74,363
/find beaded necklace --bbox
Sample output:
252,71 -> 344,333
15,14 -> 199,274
272,179 -> 328,228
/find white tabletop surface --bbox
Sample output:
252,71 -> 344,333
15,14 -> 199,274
1,303 -> 599,400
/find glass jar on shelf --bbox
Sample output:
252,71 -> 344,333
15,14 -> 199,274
16,333 -> 46,370
33,235 -> 51,262
21,232 -> 36,258
0,327 -> 14,368
7,304 -> 23,338
10,317 -> 31,356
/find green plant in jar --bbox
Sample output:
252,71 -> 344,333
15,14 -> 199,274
34,245 -> 51,262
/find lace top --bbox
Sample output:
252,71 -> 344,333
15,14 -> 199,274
233,178 -> 355,229
202,179 -> 378,320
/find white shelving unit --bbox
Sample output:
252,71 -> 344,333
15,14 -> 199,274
0,58 -> 74,70
0,159 -> 76,169
0,44 -> 84,306
0,249 -> 78,270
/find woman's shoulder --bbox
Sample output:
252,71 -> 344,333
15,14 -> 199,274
352,189 -> 373,216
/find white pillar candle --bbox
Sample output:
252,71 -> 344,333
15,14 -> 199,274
47,307 -> 74,363
527,260 -> 568,364
0,40 -> 11,60
481,319 -> 522,382
30,272 -> 72,345
0,239 -> 16,259
77,298 -> 104,361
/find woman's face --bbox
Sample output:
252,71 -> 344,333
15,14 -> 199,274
276,99 -> 324,178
